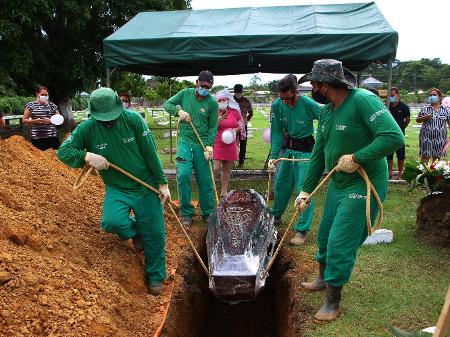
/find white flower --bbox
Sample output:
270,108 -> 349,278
434,161 -> 446,170
418,164 -> 425,171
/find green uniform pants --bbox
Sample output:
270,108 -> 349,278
316,181 -> 387,287
271,151 -> 315,232
176,141 -> 215,219
101,186 -> 166,284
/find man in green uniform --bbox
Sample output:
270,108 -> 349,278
163,71 -> 218,226
57,88 -> 170,296
295,60 -> 404,322
268,75 -> 321,246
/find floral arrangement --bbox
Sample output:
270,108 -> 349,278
402,160 -> 450,194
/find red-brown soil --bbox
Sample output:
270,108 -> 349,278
0,136 -> 315,337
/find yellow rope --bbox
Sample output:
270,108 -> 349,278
74,163 -> 212,279
261,165 -> 383,279
186,120 -> 220,205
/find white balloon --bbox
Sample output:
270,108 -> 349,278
221,129 -> 236,144
50,114 -> 64,125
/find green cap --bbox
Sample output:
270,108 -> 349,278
88,88 -> 123,121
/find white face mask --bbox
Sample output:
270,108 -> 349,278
122,102 -> 129,108
39,95 -> 49,102
218,102 -> 228,110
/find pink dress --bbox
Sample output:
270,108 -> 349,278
213,108 -> 242,161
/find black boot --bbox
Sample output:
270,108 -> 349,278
301,262 -> 326,291
132,235 -> 144,252
314,284 -> 342,322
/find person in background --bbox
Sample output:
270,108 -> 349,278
296,59 -> 404,322
416,87 -> 450,162
119,92 -> 132,109
163,70 -> 219,226
22,85 -> 61,150
387,87 -> 410,179
268,74 -> 321,246
233,84 -> 253,167
0,111 -> 5,126
213,89 -> 245,197
57,88 -> 170,295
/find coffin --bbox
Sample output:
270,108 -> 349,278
206,189 -> 277,303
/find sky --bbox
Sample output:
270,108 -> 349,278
178,0 -> 450,87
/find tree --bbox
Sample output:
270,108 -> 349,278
111,72 -> 148,98
0,0 -> 191,126
250,74 -> 262,87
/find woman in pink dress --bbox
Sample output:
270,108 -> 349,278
213,89 -> 245,197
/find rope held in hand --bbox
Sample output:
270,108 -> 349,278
73,163 -> 211,279
261,165 -> 383,279
186,120 -> 220,205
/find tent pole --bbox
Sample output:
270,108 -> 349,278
106,67 -> 111,87
106,67 -> 117,88
385,60 -> 393,107
169,82 -> 173,163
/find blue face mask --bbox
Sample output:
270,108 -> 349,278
389,96 -> 397,103
428,95 -> 439,104
197,86 -> 210,97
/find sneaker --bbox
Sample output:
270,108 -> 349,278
290,232 -> 307,246
181,217 -> 192,226
274,216 -> 282,225
148,282 -> 163,296
132,235 -> 144,252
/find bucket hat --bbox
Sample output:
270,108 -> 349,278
88,88 -> 123,121
299,59 -> 357,88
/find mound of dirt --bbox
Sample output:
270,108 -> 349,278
0,136 -> 196,337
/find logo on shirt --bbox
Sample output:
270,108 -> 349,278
122,136 -> 135,144
336,124 -> 347,131
349,193 -> 366,199
142,129 -> 150,137
95,142 -> 108,150
296,120 -> 305,125
200,108 -> 206,113
369,109 -> 387,122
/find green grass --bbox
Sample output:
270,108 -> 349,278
168,177 -> 449,336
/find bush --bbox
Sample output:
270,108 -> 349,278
0,96 -> 35,115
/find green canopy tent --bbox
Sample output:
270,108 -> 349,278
103,2 -> 397,80
103,2 -> 397,162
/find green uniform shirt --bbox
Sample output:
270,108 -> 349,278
163,88 -> 218,146
57,109 -> 167,193
303,88 -> 405,192
270,95 -> 321,159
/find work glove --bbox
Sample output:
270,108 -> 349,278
267,159 -> 277,173
204,146 -> 213,160
294,191 -> 311,212
85,152 -> 109,171
158,184 -> 171,205
336,154 -> 359,173
178,109 -> 191,123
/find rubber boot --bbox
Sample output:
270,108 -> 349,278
132,235 -> 144,252
314,284 -> 342,322
301,262 -> 326,291
148,282 -> 163,296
